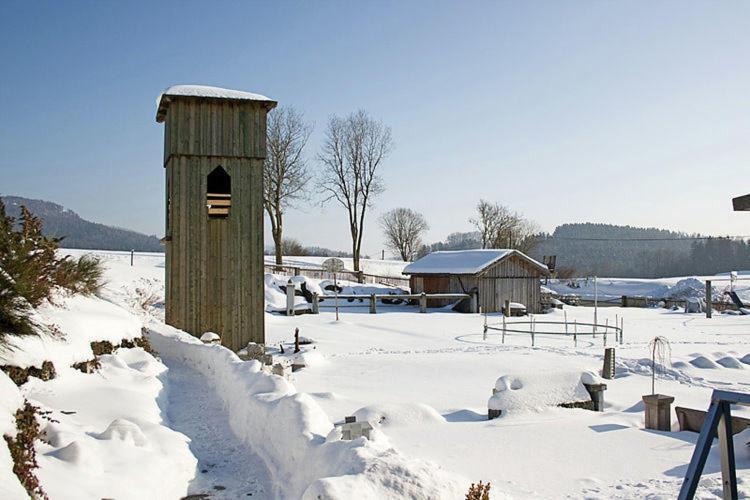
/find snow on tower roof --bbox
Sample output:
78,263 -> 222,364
156,85 -> 276,122
402,249 -> 548,275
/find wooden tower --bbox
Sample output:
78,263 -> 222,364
156,85 -> 276,351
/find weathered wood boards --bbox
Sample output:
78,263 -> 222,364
732,193 -> 750,211
158,89 -> 276,351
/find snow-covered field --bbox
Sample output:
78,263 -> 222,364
548,274 -> 750,302
3,249 -> 748,498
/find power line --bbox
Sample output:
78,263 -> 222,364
541,235 -> 750,242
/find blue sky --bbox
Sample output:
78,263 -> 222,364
1,1 -> 749,256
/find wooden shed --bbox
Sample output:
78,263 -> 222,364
403,250 -> 550,313
156,85 -> 277,351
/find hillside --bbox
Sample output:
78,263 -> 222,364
2,196 -> 163,252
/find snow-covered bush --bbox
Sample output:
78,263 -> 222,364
0,200 -> 104,340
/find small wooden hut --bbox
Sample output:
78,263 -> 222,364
156,85 -> 277,351
403,249 -> 549,313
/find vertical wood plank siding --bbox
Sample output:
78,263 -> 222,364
163,98 -> 268,351
411,254 -> 545,313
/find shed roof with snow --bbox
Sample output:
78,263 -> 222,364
156,85 -> 277,122
403,249 -> 549,276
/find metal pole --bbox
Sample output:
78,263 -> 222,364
573,319 -> 577,347
594,276 -> 598,334
483,307 -> 488,341
334,272 -> 339,321
130,249 -> 134,266
502,314 -> 506,344
604,318 -> 608,346
531,317 -> 535,347
564,310 -> 568,335
620,317 -> 624,344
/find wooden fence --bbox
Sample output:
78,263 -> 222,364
287,291 -> 476,315
264,264 -> 411,288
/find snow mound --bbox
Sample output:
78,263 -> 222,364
96,419 -> 149,447
488,371 -> 592,414
353,403 -> 445,428
294,350 -> 327,368
741,354 -> 750,365
689,356 -> 720,369
667,278 -> 712,299
114,348 -> 166,376
716,356 -> 744,369
200,331 -> 221,343
49,440 -> 103,473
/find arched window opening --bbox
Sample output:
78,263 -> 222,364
207,166 -> 231,218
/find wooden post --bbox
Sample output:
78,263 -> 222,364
602,347 -> 615,379
621,295 -> 627,307
311,293 -> 319,314
294,327 -> 300,353
419,292 -> 427,313
470,290 -> 478,314
357,270 -> 365,284
286,279 -> 295,316
369,294 -> 377,314
130,249 -> 134,266
705,280 -> 712,319
504,299 -> 511,318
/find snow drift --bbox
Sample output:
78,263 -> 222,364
147,323 -> 466,499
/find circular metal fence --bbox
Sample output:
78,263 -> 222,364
481,317 -> 623,347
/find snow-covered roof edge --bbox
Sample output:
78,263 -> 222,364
402,249 -> 549,276
156,85 -> 277,122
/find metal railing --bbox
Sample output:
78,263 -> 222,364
679,389 -> 750,500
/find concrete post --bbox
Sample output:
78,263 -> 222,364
504,299 -> 511,317
602,347 -> 615,379
642,394 -> 674,431
286,279 -> 295,316
311,293 -> 320,314
584,383 -> 607,411
369,294 -> 377,314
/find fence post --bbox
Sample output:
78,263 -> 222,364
705,280 -> 712,319
312,293 -> 319,314
502,314 -> 506,344
604,318 -> 608,346
504,299 -> 511,318
286,279 -> 295,316
573,319 -> 577,347
294,266 -> 300,276
621,295 -> 627,307
564,310 -> 568,335
419,292 -> 427,313
470,290 -> 478,314
357,270 -> 365,284
130,249 -> 134,266
369,294 -> 377,314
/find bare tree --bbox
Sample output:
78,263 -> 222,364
469,199 -> 538,252
380,208 -> 429,261
264,107 -> 313,266
318,110 -> 392,271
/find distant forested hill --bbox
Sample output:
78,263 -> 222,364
2,196 -> 163,252
530,223 -> 750,278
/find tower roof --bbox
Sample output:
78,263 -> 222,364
156,85 -> 277,122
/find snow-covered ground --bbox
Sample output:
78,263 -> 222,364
6,249 -> 747,498
548,274 -> 750,302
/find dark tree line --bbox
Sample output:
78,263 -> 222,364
530,223 -> 749,278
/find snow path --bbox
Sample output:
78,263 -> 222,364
160,358 -> 273,499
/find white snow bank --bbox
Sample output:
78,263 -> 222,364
0,293 -> 142,370
353,403 -> 445,428
488,371 -> 593,414
28,349 -> 196,499
147,323 -> 466,499
0,372 -> 27,499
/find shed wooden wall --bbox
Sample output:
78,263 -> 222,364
163,98 -> 268,351
410,254 -> 544,313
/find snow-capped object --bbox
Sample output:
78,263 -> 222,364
580,371 -> 603,385
488,371 -> 592,414
353,403 -> 445,429
50,440 -> 103,473
200,331 -> 221,344
403,249 -> 548,275
96,419 -> 149,447
156,85 -> 276,121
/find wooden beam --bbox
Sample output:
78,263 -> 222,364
732,193 -> 750,211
